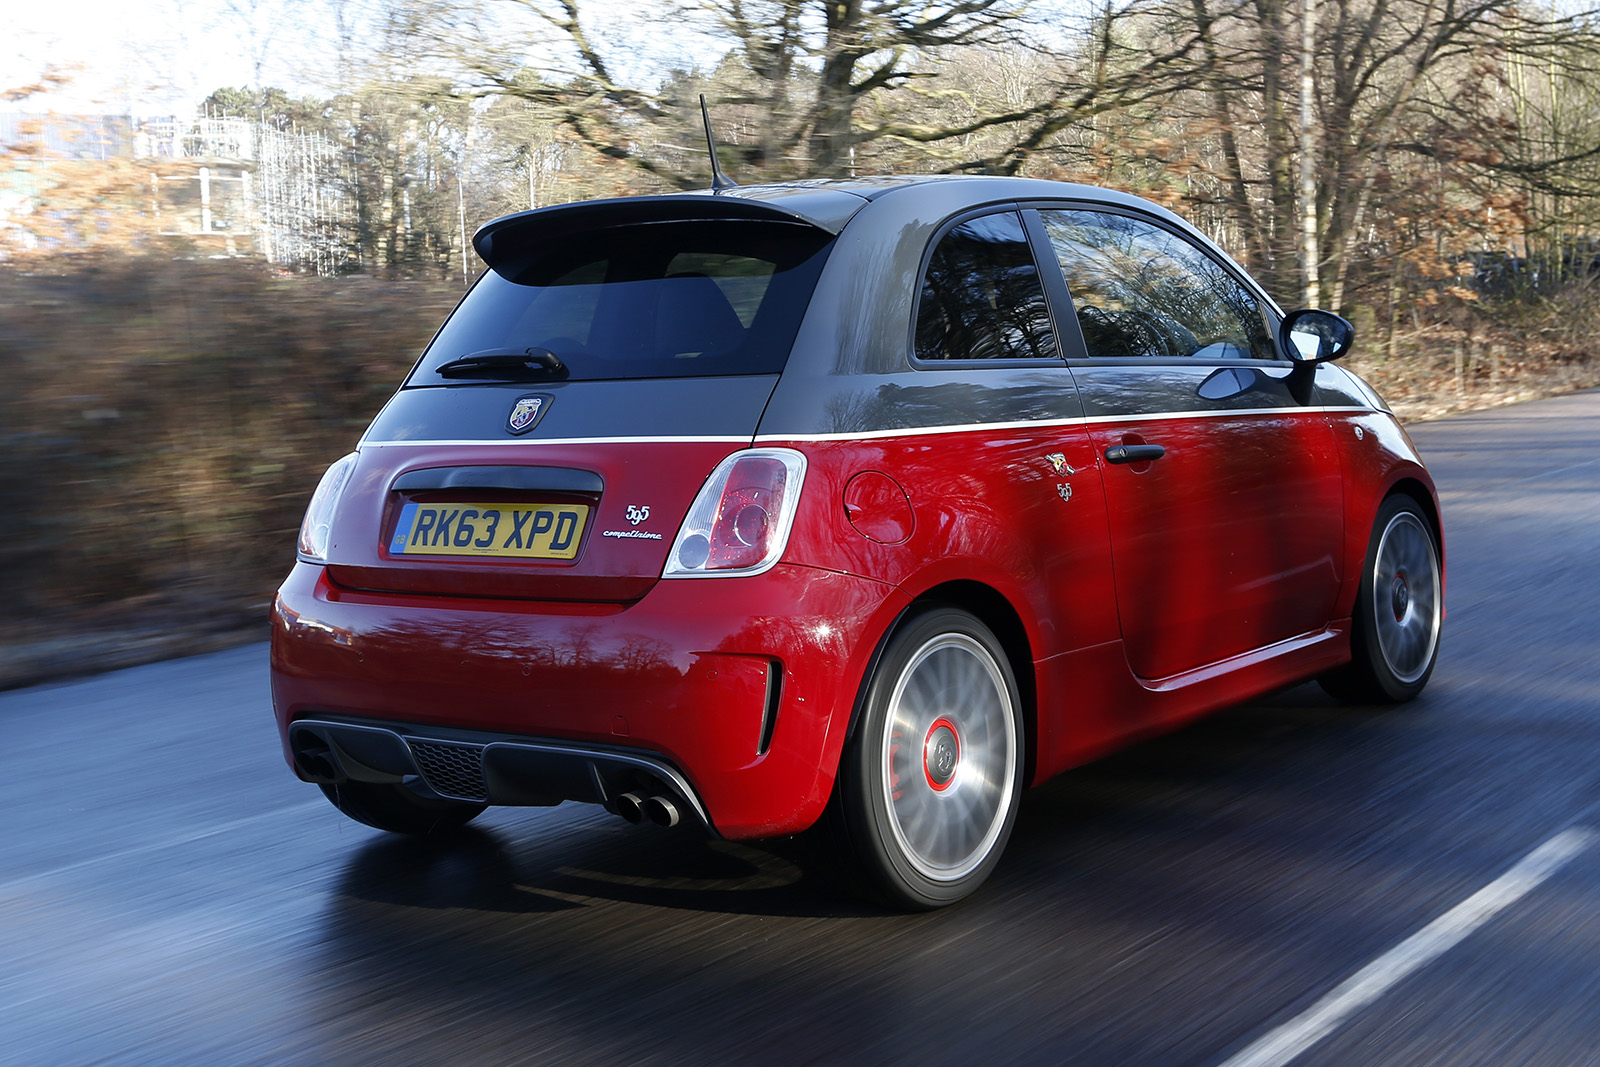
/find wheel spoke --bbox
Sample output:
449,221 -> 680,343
882,632 -> 1017,880
1371,511 -> 1440,684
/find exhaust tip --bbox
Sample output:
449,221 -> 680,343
613,792 -> 646,824
643,795 -> 680,828
290,735 -> 340,782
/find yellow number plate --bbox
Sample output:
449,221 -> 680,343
388,502 -> 590,558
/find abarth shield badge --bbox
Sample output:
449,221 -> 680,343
1045,453 -> 1081,476
507,394 -> 551,435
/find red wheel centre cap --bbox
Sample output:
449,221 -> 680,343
924,718 -> 960,791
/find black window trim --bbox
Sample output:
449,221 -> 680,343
907,204 -> 1071,370
1020,199 -> 1293,367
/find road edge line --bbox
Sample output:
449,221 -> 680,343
1216,826 -> 1596,1067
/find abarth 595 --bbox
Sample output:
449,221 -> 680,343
270,175 -> 1443,908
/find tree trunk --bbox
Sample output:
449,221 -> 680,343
812,44 -> 860,173
1298,0 -> 1321,306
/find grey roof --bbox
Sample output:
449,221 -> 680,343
476,174 -> 1187,254
678,173 -> 1191,234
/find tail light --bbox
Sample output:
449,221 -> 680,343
664,449 -> 807,578
296,452 -> 359,562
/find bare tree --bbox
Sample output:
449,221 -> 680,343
396,0 -> 1213,185
1172,0 -> 1600,304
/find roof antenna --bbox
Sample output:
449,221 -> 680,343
700,94 -> 738,192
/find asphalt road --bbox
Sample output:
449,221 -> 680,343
4,389 -> 1600,1067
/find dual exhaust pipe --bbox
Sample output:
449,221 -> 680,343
613,792 -> 682,828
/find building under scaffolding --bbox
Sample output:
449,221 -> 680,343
137,117 -> 354,275
1,113 -> 353,274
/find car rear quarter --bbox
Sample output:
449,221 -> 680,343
271,174 -> 1442,906
272,186 -> 909,839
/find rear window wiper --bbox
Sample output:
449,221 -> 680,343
434,347 -> 567,380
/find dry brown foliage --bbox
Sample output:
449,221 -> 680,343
0,255 -> 461,654
1349,279 -> 1600,421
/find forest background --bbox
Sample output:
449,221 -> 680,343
4,0 -> 1600,685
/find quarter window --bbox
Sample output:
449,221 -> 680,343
915,211 -> 1057,361
1039,209 -> 1274,360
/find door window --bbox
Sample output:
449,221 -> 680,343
915,211 -> 1057,361
1039,209 -> 1274,361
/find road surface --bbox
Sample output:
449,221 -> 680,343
3,389 -> 1599,1066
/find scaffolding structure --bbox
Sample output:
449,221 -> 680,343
253,123 -> 351,276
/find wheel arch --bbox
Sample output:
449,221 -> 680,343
842,579 -> 1039,786
1386,474 -> 1445,577
1319,480 -> 1444,702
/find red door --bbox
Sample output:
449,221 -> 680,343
1076,372 -> 1344,679
1031,206 -> 1344,680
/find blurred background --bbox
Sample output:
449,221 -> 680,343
4,0 -> 1600,686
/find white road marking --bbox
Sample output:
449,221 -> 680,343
1481,455 -> 1600,491
0,800 -> 328,894
1218,826 -> 1596,1067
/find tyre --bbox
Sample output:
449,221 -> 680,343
319,780 -> 486,835
1321,494 -> 1442,704
834,606 -> 1024,909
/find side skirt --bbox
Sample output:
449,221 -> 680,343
1030,621 -> 1352,784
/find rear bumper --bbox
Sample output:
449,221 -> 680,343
270,561 -> 907,839
288,716 -> 717,830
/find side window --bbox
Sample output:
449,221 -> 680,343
1039,209 -> 1275,360
915,211 -> 1058,361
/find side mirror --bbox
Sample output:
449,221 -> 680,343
1281,308 -> 1354,363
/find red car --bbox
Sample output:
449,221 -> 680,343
271,176 -> 1443,908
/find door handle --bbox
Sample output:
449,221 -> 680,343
1104,444 -> 1166,464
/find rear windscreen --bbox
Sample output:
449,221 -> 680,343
409,220 -> 835,384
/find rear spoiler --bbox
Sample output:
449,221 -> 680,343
472,189 -> 867,277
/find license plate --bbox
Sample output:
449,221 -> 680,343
388,502 -> 590,558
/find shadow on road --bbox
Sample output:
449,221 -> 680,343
332,811 -> 880,919
327,682 -> 1402,920
309,683 -> 1431,1066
